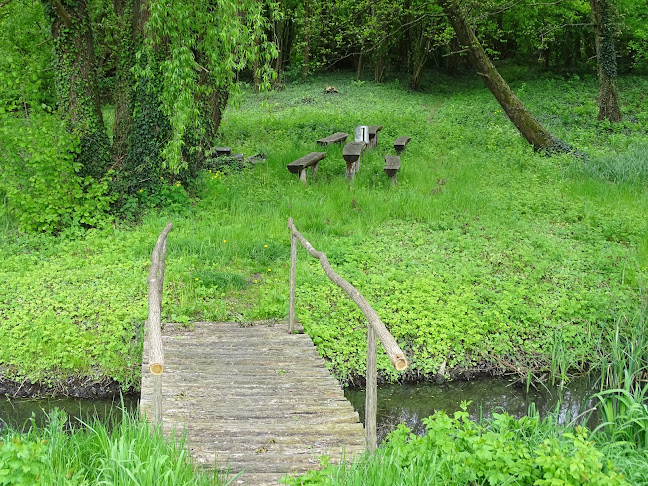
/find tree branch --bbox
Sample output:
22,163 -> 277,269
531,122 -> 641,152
0,0 -> 15,8
48,0 -> 73,28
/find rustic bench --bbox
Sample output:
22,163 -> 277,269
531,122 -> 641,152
287,152 -> 327,184
384,156 -> 401,185
343,142 -> 366,179
317,132 -> 349,146
213,146 -> 232,156
368,125 -> 384,148
393,136 -> 411,154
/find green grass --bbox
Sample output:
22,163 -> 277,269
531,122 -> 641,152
0,70 -> 647,388
0,409 -> 223,485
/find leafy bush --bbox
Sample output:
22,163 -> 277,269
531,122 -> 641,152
0,111 -> 114,234
285,403 -> 628,485
0,436 -> 51,485
1,409 -> 222,485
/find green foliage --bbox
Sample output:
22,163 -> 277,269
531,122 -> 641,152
0,436 -> 51,485
591,304 -> 648,448
0,0 -> 114,233
0,110 -> 115,234
578,141 -> 648,184
284,403 -> 628,485
140,0 -> 277,171
0,409 -> 222,485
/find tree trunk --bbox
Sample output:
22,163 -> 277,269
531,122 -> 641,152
356,50 -> 364,79
45,0 -> 110,179
111,0 -> 134,170
302,0 -> 311,79
438,0 -> 575,154
590,0 -> 622,122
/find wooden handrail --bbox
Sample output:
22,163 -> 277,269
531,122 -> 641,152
146,222 -> 173,424
287,217 -> 408,451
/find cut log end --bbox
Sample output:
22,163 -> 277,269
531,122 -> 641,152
394,357 -> 408,371
150,363 -> 164,375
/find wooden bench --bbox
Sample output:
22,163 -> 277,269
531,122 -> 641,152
343,142 -> 366,179
287,152 -> 326,184
317,132 -> 349,146
384,156 -> 401,185
368,125 -> 384,148
393,136 -> 411,154
213,146 -> 232,156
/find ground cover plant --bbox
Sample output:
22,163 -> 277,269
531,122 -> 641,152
0,70 -> 646,390
281,403 -> 632,485
0,409 -> 222,485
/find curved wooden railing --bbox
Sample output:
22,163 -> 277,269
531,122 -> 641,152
287,217 -> 408,451
146,222 -> 173,424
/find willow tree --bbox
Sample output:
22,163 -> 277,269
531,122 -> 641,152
109,0 -> 276,197
590,0 -> 622,121
437,0 -> 576,154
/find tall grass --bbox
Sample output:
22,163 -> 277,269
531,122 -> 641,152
578,142 -> 648,185
0,408 -> 223,485
591,303 -> 648,447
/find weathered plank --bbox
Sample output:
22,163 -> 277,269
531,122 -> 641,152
342,141 -> 366,179
384,155 -> 401,185
368,125 -> 384,148
141,321 -> 365,485
286,152 -> 326,184
213,146 -> 232,156
317,132 -> 349,146
393,136 -> 411,154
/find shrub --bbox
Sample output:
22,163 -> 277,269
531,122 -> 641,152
0,111 -> 114,234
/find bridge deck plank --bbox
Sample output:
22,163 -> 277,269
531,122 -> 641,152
141,321 -> 366,485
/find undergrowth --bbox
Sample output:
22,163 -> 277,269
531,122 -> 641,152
0,71 -> 646,388
282,402 -> 631,485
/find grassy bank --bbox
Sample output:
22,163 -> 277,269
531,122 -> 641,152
0,409 -> 221,485
0,69 -> 646,389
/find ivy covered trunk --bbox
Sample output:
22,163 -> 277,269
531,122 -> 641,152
110,0 -> 171,199
111,0 -> 134,170
438,0 -> 574,154
45,0 -> 110,179
590,0 -> 622,122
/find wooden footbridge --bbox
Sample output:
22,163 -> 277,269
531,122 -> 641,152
140,220 -> 408,485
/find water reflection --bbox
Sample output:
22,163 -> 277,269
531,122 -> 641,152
0,395 -> 139,433
345,376 -> 598,443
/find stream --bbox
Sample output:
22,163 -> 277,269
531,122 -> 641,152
1,376 -> 597,441
0,394 -> 139,433
345,375 -> 598,443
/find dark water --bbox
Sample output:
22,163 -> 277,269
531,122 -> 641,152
345,375 -> 598,443
1,376 -> 597,439
0,395 -> 139,433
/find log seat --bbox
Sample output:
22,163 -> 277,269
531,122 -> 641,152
287,152 -> 327,184
317,132 -> 349,146
393,136 -> 411,154
384,156 -> 401,185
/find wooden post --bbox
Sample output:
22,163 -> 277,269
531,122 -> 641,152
153,373 -> 162,425
289,228 -> 297,333
365,324 -> 378,452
